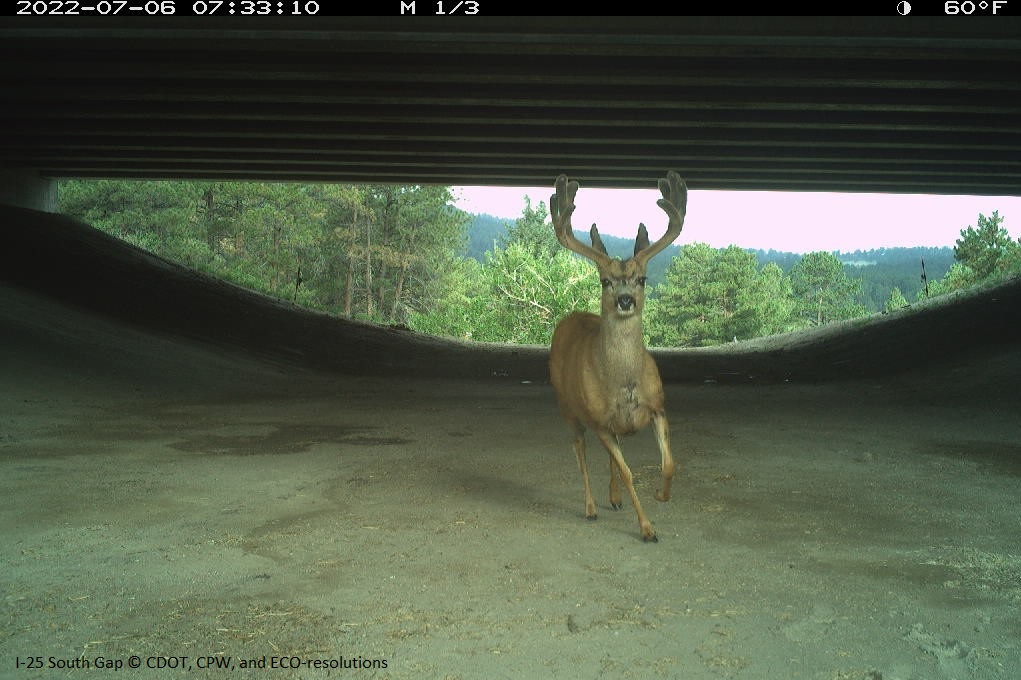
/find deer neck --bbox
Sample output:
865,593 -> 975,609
596,313 -> 647,389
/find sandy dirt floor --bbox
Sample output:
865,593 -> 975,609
2,209 -> 1021,679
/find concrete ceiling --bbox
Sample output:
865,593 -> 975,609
2,16 -> 1020,194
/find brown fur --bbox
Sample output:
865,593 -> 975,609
547,172 -> 686,542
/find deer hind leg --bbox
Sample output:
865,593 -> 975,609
596,431 -> 657,542
652,411 -> 675,502
608,435 -> 623,510
570,423 -> 598,520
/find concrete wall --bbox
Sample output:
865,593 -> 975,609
0,168 -> 57,212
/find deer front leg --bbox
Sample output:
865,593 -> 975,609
571,424 -> 598,520
608,435 -> 623,510
652,411 -> 675,502
596,431 -> 657,542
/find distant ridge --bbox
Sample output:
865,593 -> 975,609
462,213 -> 955,309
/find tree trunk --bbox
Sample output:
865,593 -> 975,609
270,223 -> 282,292
364,216 -> 373,318
202,188 -> 216,251
391,221 -> 419,324
392,265 -> 408,322
343,266 -> 353,317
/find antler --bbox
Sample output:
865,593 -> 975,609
633,171 -> 687,267
550,174 -> 612,266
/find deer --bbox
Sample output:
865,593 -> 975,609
548,171 -> 687,542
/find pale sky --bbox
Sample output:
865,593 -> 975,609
451,185 -> 1021,254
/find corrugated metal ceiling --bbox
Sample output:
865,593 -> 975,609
2,16 -> 1020,194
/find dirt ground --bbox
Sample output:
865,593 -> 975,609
2,208 -> 1020,679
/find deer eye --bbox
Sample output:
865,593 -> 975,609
636,277 -> 647,287
600,278 -> 611,289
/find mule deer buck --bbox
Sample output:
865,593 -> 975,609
548,171 -> 687,542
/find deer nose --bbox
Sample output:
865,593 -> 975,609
616,295 -> 635,311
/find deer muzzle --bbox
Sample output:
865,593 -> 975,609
616,294 -> 636,312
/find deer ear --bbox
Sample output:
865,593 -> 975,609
634,223 -> 651,256
590,224 -> 608,255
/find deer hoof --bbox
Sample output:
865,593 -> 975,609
585,513 -> 598,521
642,533 -> 659,543
610,502 -> 623,511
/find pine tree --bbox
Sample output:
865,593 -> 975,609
883,287 -> 909,312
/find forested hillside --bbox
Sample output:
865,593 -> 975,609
467,215 -> 955,312
57,179 -> 1019,347
834,247 -> 956,311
